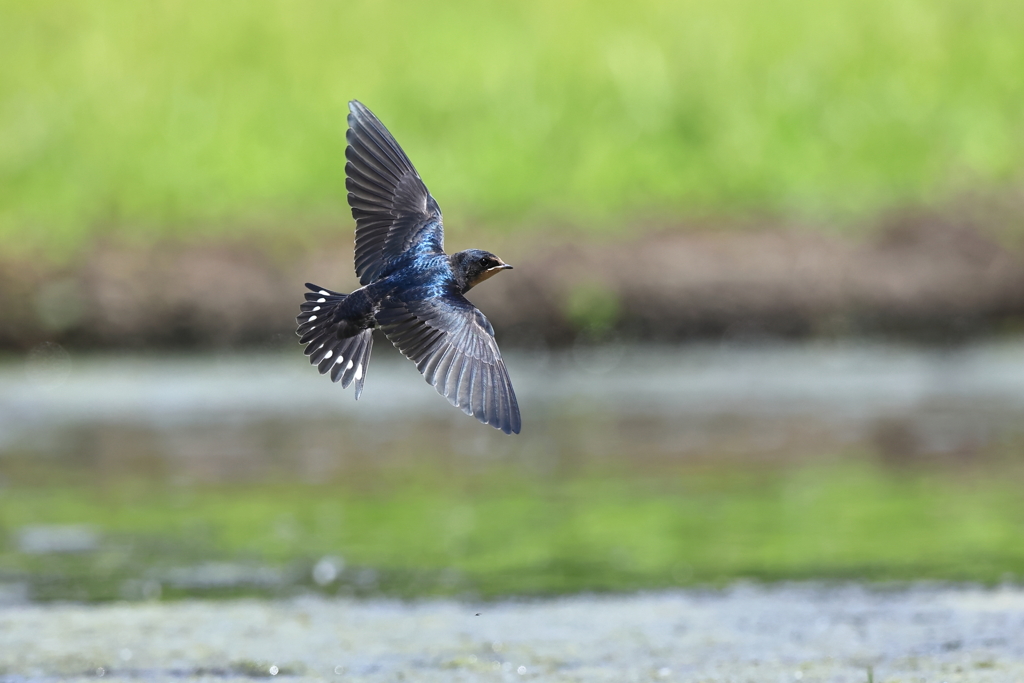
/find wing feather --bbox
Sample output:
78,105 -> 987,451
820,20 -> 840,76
345,101 -> 444,286
376,293 -> 521,434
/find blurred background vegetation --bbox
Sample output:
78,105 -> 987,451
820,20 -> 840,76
2,0 -> 1024,603
2,0 -> 1024,257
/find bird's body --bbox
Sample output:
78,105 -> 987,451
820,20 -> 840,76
296,101 -> 521,434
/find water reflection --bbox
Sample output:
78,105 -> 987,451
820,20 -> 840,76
4,342 -> 1024,601
2,341 -> 1024,482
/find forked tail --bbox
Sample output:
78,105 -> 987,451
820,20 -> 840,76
296,283 -> 373,399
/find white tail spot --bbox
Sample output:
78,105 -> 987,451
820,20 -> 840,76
346,360 -> 354,370
312,306 -> 321,312
317,298 -> 326,303
324,350 -> 333,359
308,315 -> 317,322
354,364 -> 363,380
335,355 -> 345,365
319,290 -> 330,296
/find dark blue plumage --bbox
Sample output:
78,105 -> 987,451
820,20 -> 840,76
297,101 -> 521,434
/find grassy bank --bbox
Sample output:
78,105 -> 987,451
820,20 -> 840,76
2,0 -> 1024,257
3,456 -> 1023,600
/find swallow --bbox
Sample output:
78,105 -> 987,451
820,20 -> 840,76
296,101 -> 521,434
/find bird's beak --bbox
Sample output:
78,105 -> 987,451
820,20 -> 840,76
475,261 -> 513,286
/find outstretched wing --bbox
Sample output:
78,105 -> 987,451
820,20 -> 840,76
376,293 -> 521,434
346,100 -> 444,286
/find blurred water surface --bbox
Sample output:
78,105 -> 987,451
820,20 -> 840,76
3,340 -> 1024,480
3,341 -> 1024,600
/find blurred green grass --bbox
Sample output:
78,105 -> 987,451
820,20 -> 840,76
2,0 -> 1024,258
3,456 -> 1024,600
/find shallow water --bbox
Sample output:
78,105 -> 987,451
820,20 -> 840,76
3,340 -> 1024,480
3,340 -> 1024,601
5,585 -> 1024,682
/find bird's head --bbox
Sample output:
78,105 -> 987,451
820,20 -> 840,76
451,249 -> 513,292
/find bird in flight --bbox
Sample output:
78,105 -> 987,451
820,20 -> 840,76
296,101 -> 521,434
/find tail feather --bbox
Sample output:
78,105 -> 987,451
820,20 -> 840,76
296,283 -> 373,399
